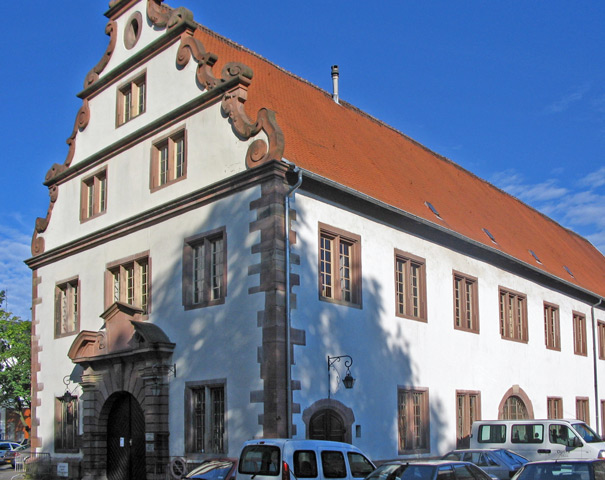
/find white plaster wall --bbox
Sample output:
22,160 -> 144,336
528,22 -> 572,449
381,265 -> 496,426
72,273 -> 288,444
35,187 -> 264,457
289,192 -> 605,460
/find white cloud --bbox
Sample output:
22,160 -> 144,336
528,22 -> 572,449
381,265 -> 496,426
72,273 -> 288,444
544,83 -> 590,114
579,166 -> 605,189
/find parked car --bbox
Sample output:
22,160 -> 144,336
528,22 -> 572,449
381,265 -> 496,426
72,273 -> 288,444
442,449 -> 528,479
3,444 -> 29,468
363,459 -> 494,480
512,459 -> 605,480
186,458 -> 238,480
0,441 -> 21,460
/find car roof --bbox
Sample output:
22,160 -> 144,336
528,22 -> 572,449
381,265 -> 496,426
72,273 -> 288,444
524,459 -> 601,465
381,460 -> 475,466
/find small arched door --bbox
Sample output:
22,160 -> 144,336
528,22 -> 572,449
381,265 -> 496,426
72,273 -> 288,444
309,409 -> 346,442
107,392 -> 146,480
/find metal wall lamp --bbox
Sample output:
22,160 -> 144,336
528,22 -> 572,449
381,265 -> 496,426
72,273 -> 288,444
327,355 -> 355,398
149,363 -> 177,396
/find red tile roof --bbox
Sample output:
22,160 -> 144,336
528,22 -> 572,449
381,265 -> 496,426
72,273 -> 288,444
193,26 -> 605,300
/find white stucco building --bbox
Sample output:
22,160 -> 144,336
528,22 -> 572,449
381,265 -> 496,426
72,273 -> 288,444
26,1 -> 605,479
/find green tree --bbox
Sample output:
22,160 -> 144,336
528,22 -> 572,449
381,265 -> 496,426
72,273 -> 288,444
0,290 -> 31,433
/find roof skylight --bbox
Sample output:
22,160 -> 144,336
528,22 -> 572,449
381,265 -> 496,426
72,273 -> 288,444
482,228 -> 497,244
563,265 -> 575,278
529,250 -> 542,265
424,201 -> 442,219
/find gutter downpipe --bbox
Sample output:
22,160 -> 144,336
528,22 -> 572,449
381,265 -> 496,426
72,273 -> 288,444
592,298 -> 603,435
284,162 -> 302,438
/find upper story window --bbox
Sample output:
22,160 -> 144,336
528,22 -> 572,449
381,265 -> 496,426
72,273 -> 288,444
319,223 -> 361,307
105,252 -> 150,315
182,227 -> 227,309
55,277 -> 80,338
80,168 -> 107,222
150,129 -> 187,191
544,302 -> 561,351
499,287 -> 528,343
598,321 -> 605,360
453,271 -> 478,333
576,397 -> 590,424
117,73 -> 146,126
395,250 -> 427,321
573,312 -> 587,356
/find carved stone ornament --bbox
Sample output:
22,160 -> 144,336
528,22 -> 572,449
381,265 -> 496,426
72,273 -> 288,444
147,0 -> 192,30
84,21 -> 117,88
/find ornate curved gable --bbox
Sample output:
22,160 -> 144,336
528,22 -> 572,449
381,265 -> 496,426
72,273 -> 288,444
68,301 -> 175,363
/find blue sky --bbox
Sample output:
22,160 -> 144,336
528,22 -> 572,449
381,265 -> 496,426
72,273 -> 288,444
2,1 -> 605,320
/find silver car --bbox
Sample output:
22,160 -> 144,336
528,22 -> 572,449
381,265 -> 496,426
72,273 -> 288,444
442,449 -> 528,480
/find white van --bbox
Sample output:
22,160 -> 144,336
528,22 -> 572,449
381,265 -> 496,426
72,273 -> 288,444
236,439 -> 375,480
470,419 -> 605,461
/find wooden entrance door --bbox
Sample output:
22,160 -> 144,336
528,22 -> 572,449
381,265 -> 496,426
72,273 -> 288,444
107,392 -> 146,480
309,409 -> 346,441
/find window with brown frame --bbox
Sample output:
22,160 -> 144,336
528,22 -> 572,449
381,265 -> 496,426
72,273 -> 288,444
182,227 -> 227,309
547,397 -> 563,419
185,380 -> 225,454
319,223 -> 361,307
453,272 -> 478,333
544,302 -> 561,351
599,322 -> 605,360
499,288 -> 528,342
576,397 -> 589,424
456,391 -> 481,448
150,129 -> 187,191
395,250 -> 427,321
105,253 -> 150,315
80,168 -> 107,222
55,395 -> 79,453
601,400 -> 605,436
573,312 -> 587,356
117,73 -> 145,125
55,277 -> 80,338
398,387 -> 430,454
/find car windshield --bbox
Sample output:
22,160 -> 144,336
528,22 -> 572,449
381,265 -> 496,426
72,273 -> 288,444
367,464 -> 437,480
572,423 -> 602,443
516,463 -> 591,480
187,460 -> 235,480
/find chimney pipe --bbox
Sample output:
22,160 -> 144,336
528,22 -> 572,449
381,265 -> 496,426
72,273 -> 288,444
331,65 -> 339,104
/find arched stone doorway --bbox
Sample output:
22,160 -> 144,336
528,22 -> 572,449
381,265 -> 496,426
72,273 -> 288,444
303,399 -> 355,444
498,385 -> 534,420
106,392 -> 146,480
68,302 -> 175,480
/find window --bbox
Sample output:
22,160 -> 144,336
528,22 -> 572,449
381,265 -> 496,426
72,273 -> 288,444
105,253 -> 150,315
598,322 -> 605,360
547,397 -> 563,419
150,129 -> 187,190
502,395 -> 528,420
117,73 -> 145,125
573,312 -> 588,356
544,303 -> 561,351
601,400 -> 605,436
576,397 -> 589,424
346,452 -> 374,478
398,387 -> 430,453
185,381 -> 225,454
80,168 -> 107,222
55,395 -> 78,453
456,391 -> 481,448
55,278 -> 79,337
453,272 -> 478,333
319,224 -> 361,306
499,288 -> 528,342
183,228 -> 227,309
511,424 -> 543,443
294,450 -> 318,478
395,250 -> 427,321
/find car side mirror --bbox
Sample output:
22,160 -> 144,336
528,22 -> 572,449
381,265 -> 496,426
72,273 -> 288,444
572,437 -> 582,448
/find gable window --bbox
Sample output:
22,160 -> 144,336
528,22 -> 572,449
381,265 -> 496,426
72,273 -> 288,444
150,129 -> 186,191
185,380 -> 225,454
105,253 -> 150,315
80,168 -> 107,221
573,312 -> 587,356
55,277 -> 80,338
547,397 -> 563,419
453,272 -> 478,333
499,288 -> 528,342
319,223 -> 361,307
544,303 -> 561,351
55,395 -> 79,453
456,391 -> 480,448
395,250 -> 427,321
117,73 -> 145,125
576,397 -> 589,424
183,227 -> 227,309
398,387 -> 430,454
598,322 -> 605,360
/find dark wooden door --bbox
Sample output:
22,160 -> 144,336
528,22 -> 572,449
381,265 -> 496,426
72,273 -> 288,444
107,393 -> 146,480
309,409 -> 345,441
